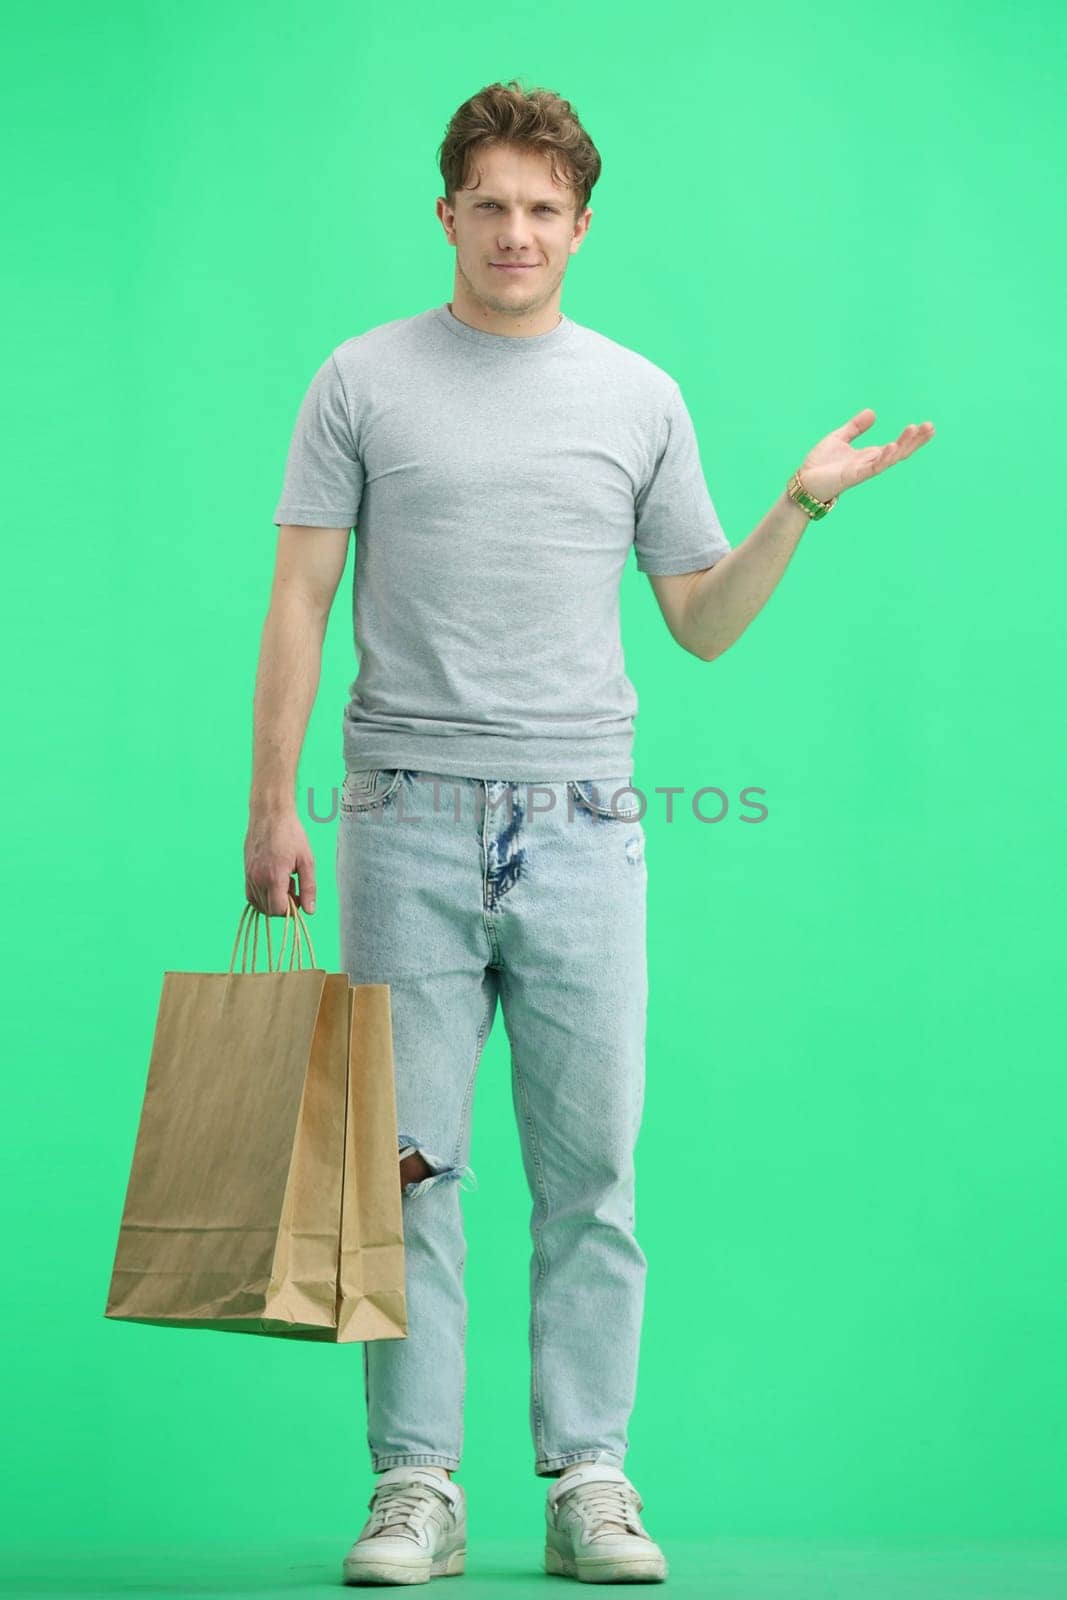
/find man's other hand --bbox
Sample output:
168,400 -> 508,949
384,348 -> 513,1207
244,809 -> 317,917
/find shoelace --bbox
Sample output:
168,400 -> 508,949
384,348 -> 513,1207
561,1480 -> 645,1542
367,1481 -> 450,1541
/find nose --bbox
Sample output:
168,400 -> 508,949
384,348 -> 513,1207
497,219 -> 537,251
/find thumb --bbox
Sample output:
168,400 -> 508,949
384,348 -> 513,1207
295,847 -> 317,914
839,407 -> 876,442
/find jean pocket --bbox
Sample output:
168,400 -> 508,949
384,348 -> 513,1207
568,777 -> 643,821
340,767 -> 405,813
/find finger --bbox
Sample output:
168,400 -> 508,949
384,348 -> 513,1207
296,856 -> 317,914
895,425 -> 918,462
872,428 -> 913,466
289,873 -> 314,917
900,420 -> 936,459
266,878 -> 292,917
876,421 -> 935,473
889,423 -> 928,464
866,440 -> 901,477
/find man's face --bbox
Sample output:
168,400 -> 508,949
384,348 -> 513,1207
437,142 -> 592,323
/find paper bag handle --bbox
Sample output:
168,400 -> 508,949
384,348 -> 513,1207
228,893 -> 318,973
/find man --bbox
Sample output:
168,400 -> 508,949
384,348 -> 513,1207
246,81 -> 934,1588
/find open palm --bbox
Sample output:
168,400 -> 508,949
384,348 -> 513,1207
799,409 -> 935,504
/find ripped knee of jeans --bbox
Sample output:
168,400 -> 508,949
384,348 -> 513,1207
397,1134 -> 478,1198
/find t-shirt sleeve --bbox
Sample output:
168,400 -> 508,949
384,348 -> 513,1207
633,382 -> 732,574
272,352 -> 365,528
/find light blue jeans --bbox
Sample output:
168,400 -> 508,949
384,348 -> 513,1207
335,768 -> 648,1479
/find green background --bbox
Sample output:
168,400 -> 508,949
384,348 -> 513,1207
4,0 -> 1065,1582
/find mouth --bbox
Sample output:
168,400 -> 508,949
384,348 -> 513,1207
491,263 -> 537,272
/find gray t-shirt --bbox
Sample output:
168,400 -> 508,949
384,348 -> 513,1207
272,301 -> 731,781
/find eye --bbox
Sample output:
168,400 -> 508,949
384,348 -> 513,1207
477,202 -> 557,213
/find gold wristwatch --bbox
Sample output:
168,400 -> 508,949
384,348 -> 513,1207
786,470 -> 837,521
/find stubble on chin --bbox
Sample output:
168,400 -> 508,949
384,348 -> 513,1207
456,254 -> 562,318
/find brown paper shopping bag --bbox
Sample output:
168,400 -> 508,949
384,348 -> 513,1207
104,896 -> 408,1342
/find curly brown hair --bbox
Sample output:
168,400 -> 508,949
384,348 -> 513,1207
437,78 -> 602,221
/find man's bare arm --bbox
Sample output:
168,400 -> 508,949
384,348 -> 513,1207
648,414 -> 936,662
245,525 -> 350,914
647,491 -> 809,663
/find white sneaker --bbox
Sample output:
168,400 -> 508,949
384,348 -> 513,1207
342,1466 -> 467,1586
545,1463 -> 668,1583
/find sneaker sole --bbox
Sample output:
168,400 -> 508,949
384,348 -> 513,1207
343,1544 -> 466,1585
545,1542 -> 668,1582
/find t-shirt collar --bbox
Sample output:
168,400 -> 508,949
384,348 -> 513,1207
433,301 -> 574,352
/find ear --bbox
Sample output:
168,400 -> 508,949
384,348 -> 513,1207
436,196 -> 457,245
571,207 -> 593,252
